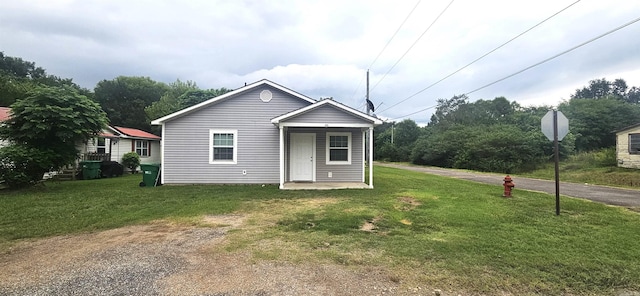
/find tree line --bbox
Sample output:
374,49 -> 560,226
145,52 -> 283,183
0,52 -> 231,134
375,78 -> 640,173
0,52 -> 229,188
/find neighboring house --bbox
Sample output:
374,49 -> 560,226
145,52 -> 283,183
151,79 -> 382,189
615,123 -> 640,169
81,125 -> 161,168
0,107 -> 9,148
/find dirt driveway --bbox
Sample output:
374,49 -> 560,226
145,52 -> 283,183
0,215 -> 421,296
377,162 -> 640,208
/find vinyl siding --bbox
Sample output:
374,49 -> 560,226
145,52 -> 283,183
286,127 -> 364,182
284,104 -> 372,124
162,86 -> 311,184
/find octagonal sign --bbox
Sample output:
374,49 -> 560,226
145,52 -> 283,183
541,110 -> 569,141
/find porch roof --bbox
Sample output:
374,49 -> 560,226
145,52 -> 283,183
271,99 -> 382,127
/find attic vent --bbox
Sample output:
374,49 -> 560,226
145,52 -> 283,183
260,90 -> 273,102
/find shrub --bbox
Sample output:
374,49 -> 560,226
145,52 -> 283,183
121,152 -> 140,173
0,145 -> 54,188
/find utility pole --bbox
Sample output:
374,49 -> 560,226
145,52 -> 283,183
365,70 -> 370,166
366,70 -> 370,115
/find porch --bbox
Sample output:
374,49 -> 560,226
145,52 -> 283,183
82,152 -> 111,161
282,182 -> 370,190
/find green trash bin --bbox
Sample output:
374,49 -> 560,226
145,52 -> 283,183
80,160 -> 101,180
139,163 -> 161,187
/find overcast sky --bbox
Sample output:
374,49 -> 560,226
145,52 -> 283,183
2,0 -> 639,123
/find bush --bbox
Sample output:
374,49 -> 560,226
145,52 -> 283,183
0,145 -> 54,188
121,152 -> 140,173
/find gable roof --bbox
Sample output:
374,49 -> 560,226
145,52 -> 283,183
0,107 -> 11,122
111,126 -> 161,140
151,79 -> 316,125
271,98 -> 383,125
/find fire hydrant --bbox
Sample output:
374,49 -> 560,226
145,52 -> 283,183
503,175 -> 515,197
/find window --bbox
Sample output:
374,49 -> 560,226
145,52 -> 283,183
135,140 -> 149,157
210,130 -> 237,164
630,134 -> 640,155
326,132 -> 351,165
96,138 -> 106,153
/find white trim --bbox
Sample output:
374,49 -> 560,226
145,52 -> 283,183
362,130 -> 366,183
369,127 -> 374,188
152,80 -> 315,125
326,132 -> 351,165
278,122 -> 375,128
209,129 -> 238,164
134,139 -> 150,157
279,126 -> 284,189
271,99 -> 383,125
160,123 -> 165,184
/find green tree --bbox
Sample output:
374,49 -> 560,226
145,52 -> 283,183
144,79 -> 199,121
571,78 -> 638,103
95,76 -> 169,132
0,86 -> 107,187
0,52 -> 90,106
145,87 -> 232,121
559,97 -> 640,151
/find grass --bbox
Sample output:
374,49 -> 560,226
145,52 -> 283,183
522,149 -> 640,188
2,167 -> 640,295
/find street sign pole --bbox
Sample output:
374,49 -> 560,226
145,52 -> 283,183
553,110 -> 560,216
542,109 -> 567,216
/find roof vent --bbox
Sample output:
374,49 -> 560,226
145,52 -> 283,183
260,90 -> 273,102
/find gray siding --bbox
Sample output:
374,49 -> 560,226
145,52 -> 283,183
285,104 -> 372,125
286,127 -> 364,182
163,86 -> 310,184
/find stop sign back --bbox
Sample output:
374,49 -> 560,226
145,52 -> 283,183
541,110 -> 569,141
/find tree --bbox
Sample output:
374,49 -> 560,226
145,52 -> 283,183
1,52 -> 90,106
559,97 -> 640,151
0,86 -> 107,187
95,76 -> 169,132
571,78 -> 638,103
145,87 -> 232,121
144,79 -> 199,121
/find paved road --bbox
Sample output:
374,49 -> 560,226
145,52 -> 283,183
377,162 -> 640,208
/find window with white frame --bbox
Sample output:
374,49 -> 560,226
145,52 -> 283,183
135,140 -> 149,157
210,130 -> 237,164
630,134 -> 640,154
326,132 -> 351,165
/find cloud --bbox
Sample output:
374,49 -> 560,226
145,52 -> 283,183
1,0 -> 639,123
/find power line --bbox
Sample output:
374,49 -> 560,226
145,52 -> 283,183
392,104 -> 437,121
348,1 -> 422,101
369,0 -> 456,94
379,0 -> 581,114
465,15 -> 640,96
391,15 -> 640,121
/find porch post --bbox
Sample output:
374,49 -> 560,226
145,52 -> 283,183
368,126 -> 374,188
279,125 -> 284,189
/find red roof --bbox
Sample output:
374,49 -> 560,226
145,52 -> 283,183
114,126 -> 161,140
0,107 -> 11,122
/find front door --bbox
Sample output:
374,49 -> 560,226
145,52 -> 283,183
290,133 -> 315,182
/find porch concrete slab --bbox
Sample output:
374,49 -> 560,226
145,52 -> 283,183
282,182 -> 370,190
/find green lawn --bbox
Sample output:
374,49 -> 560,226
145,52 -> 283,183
1,167 -> 639,295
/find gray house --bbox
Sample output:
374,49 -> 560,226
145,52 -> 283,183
151,79 -> 382,189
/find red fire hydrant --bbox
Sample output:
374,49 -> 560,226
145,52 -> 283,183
503,175 -> 515,197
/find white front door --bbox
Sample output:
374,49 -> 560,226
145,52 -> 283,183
290,133 -> 315,182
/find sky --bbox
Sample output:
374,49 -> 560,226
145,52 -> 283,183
1,0 -> 640,124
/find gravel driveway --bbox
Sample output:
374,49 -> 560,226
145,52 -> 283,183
0,215 -> 424,296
